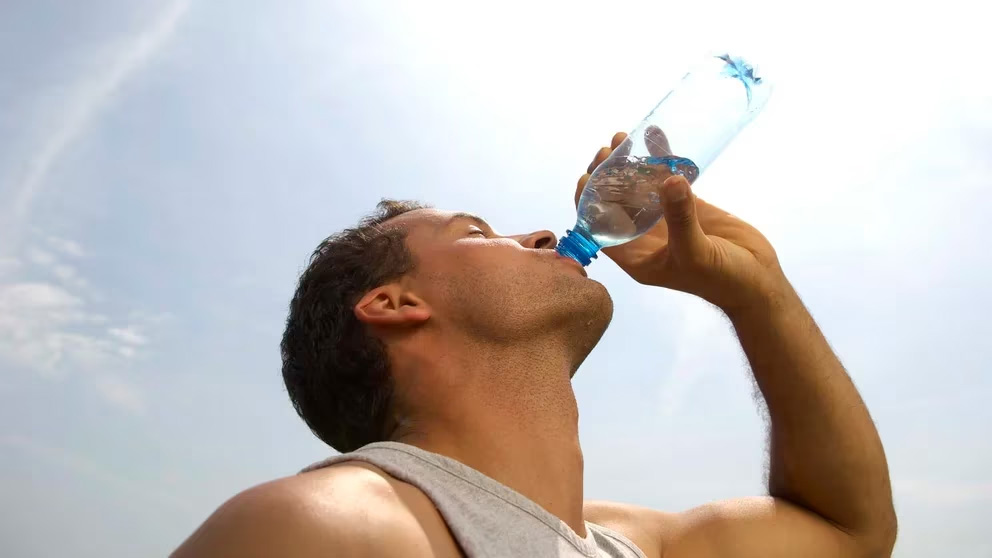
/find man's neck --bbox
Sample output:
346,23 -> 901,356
392,339 -> 587,536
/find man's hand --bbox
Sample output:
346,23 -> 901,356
576,129 -> 790,315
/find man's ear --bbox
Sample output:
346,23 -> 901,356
354,284 -> 431,327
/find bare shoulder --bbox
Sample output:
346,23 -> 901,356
171,462 -> 460,558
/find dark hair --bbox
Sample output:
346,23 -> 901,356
281,199 -> 427,453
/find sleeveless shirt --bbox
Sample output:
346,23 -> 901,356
303,442 -> 646,558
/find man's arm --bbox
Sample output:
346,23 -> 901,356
578,132 -> 896,557
729,288 -> 897,551
648,294 -> 898,558
588,277 -> 896,558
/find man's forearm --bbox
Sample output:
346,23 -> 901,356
728,284 -> 896,547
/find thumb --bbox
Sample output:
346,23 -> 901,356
661,175 -> 709,264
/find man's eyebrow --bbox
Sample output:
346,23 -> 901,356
447,212 -> 491,230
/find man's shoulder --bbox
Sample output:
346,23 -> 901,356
171,462 -> 453,558
223,461 -> 412,529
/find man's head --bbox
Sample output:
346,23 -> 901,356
281,200 -> 612,452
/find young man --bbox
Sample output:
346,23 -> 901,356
173,132 -> 896,557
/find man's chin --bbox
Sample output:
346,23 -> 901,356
564,285 -> 613,372
583,277 -> 614,319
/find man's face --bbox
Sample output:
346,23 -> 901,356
390,208 -> 613,361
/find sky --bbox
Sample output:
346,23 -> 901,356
0,0 -> 989,556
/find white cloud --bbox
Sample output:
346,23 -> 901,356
0,238 -> 153,371
46,235 -> 86,259
0,237 -> 163,408
93,375 -> 146,415
0,282 -> 111,375
107,325 -> 148,346
2,0 -> 191,246
0,239 -> 169,422
23,245 -> 90,291
0,282 -> 81,325
0,280 -> 151,376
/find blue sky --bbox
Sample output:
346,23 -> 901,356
1,1 -> 989,556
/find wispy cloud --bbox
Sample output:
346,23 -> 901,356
0,276 -> 152,413
0,230 -> 163,416
45,235 -> 87,259
108,325 -> 148,347
4,0 -> 191,238
25,245 -> 89,291
0,235 -> 158,397
0,281 -> 107,376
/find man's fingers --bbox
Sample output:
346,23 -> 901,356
660,175 -> 710,264
580,132 -> 632,207
611,132 -> 628,149
587,147 -> 613,174
645,125 -> 672,158
612,132 -> 632,159
587,132 -> 632,174
575,173 -> 590,207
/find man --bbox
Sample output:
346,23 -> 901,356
173,132 -> 897,557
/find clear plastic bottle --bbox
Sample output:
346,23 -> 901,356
556,52 -> 772,266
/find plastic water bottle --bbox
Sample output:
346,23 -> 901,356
556,53 -> 772,266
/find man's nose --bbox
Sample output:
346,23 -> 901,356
517,230 -> 557,250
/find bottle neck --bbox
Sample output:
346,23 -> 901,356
555,227 -> 600,267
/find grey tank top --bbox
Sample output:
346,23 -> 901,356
303,442 -> 646,558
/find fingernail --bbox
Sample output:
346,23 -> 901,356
664,177 -> 688,202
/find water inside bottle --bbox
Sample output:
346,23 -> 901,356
576,154 -> 699,247
558,52 -> 770,265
